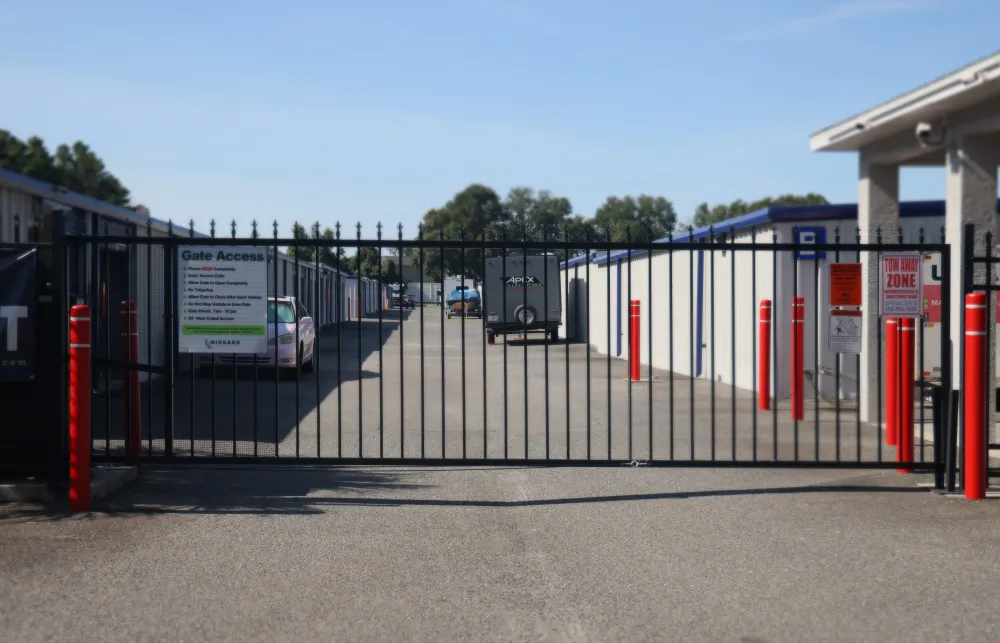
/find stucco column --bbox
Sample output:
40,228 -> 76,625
857,157 -> 899,424
945,133 -> 1000,443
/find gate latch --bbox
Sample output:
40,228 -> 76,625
624,460 -> 649,468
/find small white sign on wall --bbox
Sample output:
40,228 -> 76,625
829,309 -> 862,354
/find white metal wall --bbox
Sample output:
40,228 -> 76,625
561,217 -> 959,401
0,187 -> 35,242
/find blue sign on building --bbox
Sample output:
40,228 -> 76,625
795,227 -> 826,260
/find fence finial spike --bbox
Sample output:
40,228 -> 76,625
251,219 -> 258,239
273,220 -> 279,237
231,219 -> 237,238
377,222 -> 383,240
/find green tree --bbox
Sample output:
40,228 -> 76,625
283,224 -> 348,269
417,184 -> 508,282
350,247 -> 382,278
1,130 -> 132,206
691,193 -> 829,228
382,258 -> 401,285
593,195 -> 677,242
286,223 -> 312,260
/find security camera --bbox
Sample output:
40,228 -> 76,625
915,121 -> 946,147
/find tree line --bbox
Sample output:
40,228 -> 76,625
412,184 -> 828,282
0,130 -> 136,208
287,184 -> 829,283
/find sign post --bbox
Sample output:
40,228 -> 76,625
177,246 -> 269,354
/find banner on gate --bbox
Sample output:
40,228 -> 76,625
0,248 -> 37,381
880,252 -> 923,317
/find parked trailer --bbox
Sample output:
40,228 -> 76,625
482,254 -> 561,343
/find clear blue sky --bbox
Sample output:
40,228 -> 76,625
1,0 -> 997,237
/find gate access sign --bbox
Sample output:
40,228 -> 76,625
0,248 -> 36,381
880,253 -> 923,317
177,246 -> 268,354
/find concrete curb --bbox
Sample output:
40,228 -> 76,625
0,465 -> 138,504
91,466 -> 138,502
0,480 -> 54,503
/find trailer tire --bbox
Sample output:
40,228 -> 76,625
513,305 -> 536,327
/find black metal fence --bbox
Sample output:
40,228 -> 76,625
36,220 -> 951,483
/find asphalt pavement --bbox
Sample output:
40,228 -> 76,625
3,465 -> 1000,642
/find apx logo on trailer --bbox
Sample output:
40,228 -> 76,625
795,227 -> 826,261
505,276 -> 542,287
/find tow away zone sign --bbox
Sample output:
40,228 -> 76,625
880,253 -> 923,317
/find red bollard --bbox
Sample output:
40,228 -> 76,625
759,300 -> 771,410
964,292 -> 987,500
885,318 -> 899,446
629,300 -> 641,381
791,297 -> 804,421
897,318 -> 915,472
69,305 -> 91,512
119,301 -> 142,468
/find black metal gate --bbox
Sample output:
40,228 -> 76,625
53,220 -> 954,482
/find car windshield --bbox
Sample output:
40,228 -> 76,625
267,302 -> 296,323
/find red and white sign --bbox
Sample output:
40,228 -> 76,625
923,253 -> 1000,323
880,253 -> 923,317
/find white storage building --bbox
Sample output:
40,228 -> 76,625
561,200 -> 1000,404
0,167 -> 365,385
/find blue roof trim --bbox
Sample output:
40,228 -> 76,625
0,167 -> 357,276
560,198 -> 1000,268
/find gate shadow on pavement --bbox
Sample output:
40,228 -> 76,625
2,468 -> 926,520
91,310 -> 412,456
